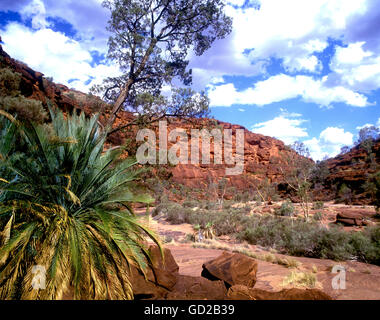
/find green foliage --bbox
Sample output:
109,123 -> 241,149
275,201 -> 295,217
238,215 -> 380,264
313,212 -> 323,221
281,141 -> 315,219
96,0 -> 232,128
356,126 -> 379,152
363,171 -> 380,211
158,198 -> 380,265
0,67 -> 47,123
0,108 -> 159,299
338,183 -> 353,205
312,201 -> 324,210
311,160 -> 330,185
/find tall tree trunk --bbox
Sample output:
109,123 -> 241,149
105,79 -> 134,131
105,39 -> 157,131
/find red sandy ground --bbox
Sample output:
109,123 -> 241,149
138,203 -> 380,300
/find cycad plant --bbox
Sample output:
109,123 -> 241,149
0,108 -> 160,299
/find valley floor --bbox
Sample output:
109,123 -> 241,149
139,205 -> 380,300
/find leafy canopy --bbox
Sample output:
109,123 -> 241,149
93,0 -> 233,128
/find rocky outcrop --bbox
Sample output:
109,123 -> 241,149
0,45 -> 299,193
131,249 -> 332,300
201,251 -> 258,288
336,211 -> 364,226
323,140 -> 380,204
130,245 -> 179,299
166,275 -> 227,300
226,285 -> 332,300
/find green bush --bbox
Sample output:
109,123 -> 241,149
159,200 -> 380,266
237,215 -> 380,264
275,201 -> 295,216
312,201 -> 324,210
182,199 -> 200,208
313,211 -> 323,221
0,67 -> 47,123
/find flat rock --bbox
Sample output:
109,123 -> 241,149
201,251 -> 258,288
227,285 -> 333,300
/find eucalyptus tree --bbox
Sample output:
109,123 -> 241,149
93,0 -> 233,131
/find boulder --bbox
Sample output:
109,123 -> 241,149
201,251 -> 258,288
336,212 -> 364,226
226,285 -> 333,300
167,275 -> 227,300
131,245 -> 179,299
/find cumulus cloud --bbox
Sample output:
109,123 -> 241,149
207,74 -> 370,107
328,41 -> 380,92
251,114 -> 308,145
304,127 -> 354,160
1,22 -> 120,92
20,0 -> 49,29
251,109 -> 355,160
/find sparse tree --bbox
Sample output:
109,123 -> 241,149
94,0 -> 233,132
252,178 -> 278,205
355,126 -> 379,153
208,176 -> 228,209
280,141 -> 315,220
338,183 -> 353,205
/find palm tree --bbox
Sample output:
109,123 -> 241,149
0,107 -> 160,299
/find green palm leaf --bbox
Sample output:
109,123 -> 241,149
0,107 -> 160,300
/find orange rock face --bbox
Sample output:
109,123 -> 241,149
323,140 -> 380,204
0,44 -> 298,192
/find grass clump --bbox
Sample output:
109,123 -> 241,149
282,271 -> 318,288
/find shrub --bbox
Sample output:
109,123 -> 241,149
0,67 -> 47,123
313,211 -> 323,221
275,201 -> 295,216
312,201 -> 324,210
182,199 -> 200,208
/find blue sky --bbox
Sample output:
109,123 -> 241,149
0,0 -> 379,160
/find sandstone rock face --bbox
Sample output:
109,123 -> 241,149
226,285 -> 332,300
323,140 -> 380,204
201,251 -> 258,288
336,212 -> 364,226
130,245 -> 179,299
0,44 -> 300,193
166,275 -> 227,300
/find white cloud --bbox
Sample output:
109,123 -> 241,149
251,115 -> 308,145
224,0 -> 366,72
238,108 -> 245,112
1,22 -> 120,92
320,127 -> 354,145
251,113 -> 354,160
285,55 -> 322,73
329,41 -> 380,92
377,117 -> 380,127
208,74 -> 370,107
356,123 -> 374,130
21,0 -> 49,29
304,127 -> 354,160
